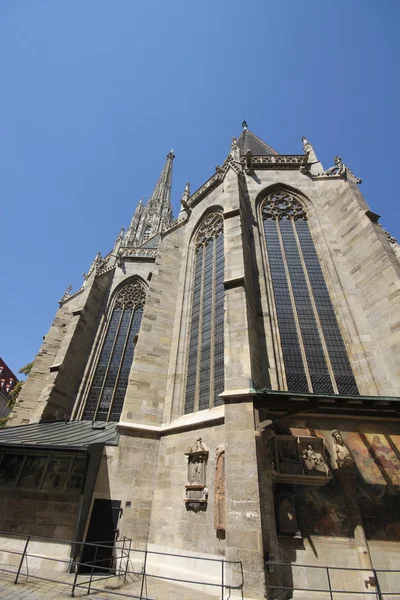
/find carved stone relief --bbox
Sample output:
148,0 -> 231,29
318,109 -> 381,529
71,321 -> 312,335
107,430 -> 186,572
214,447 -> 225,531
185,438 -> 209,512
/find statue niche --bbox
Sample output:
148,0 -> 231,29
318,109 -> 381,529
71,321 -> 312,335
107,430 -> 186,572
185,438 -> 208,512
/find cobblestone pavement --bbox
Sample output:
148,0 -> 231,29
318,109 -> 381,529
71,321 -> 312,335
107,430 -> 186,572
0,568 -> 218,599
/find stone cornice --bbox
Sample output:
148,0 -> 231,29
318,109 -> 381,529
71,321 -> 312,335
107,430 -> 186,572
119,247 -> 157,260
242,155 -> 304,170
118,405 -> 225,437
223,208 -> 240,219
223,276 -> 245,290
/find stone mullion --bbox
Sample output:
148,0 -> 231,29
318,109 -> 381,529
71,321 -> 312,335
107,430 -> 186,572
209,235 -> 217,409
14,455 -> 27,487
291,220 -> 338,393
276,219 -> 313,392
106,305 -> 136,421
77,300 -> 116,421
260,215 -> 287,391
194,244 -> 206,412
93,307 -> 124,421
38,455 -> 51,490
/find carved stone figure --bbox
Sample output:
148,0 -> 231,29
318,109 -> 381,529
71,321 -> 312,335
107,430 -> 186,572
301,444 -> 329,475
331,429 -> 354,468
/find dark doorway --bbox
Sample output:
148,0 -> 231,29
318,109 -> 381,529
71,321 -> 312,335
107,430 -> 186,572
80,499 -> 121,574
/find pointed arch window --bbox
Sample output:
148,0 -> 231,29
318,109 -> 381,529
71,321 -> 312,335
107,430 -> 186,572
184,213 -> 225,414
261,191 -> 358,395
82,280 -> 146,422
143,226 -> 151,242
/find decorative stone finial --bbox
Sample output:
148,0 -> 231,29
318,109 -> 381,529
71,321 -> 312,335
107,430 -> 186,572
245,149 -> 253,173
180,182 -> 191,209
242,120 -> 248,130
59,284 -> 72,305
230,137 -> 240,161
302,136 -> 318,164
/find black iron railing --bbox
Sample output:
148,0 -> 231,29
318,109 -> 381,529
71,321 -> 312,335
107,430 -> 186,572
266,560 -> 400,599
0,530 -> 244,600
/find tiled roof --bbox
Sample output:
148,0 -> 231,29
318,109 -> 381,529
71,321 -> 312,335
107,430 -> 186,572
237,129 -> 278,156
0,420 -> 119,451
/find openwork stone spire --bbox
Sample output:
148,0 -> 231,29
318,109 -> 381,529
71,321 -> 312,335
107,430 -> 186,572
123,151 -> 175,247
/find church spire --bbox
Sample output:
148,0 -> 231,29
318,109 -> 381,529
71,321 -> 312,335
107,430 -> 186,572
123,151 -> 175,247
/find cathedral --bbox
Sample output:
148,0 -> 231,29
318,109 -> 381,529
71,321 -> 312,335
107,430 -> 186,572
1,123 -> 400,599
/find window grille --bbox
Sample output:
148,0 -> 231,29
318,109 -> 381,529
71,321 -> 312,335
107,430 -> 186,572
184,213 -> 224,413
82,280 -> 146,422
262,191 -> 358,395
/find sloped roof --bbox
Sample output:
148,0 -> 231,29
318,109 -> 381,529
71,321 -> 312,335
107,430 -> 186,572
0,420 -> 119,451
237,128 -> 278,156
141,233 -> 160,248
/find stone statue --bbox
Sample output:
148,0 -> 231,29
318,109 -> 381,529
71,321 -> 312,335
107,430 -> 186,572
302,444 -> 329,475
331,430 -> 354,468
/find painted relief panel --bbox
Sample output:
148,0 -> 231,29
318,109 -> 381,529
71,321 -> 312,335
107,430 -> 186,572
271,420 -> 400,542
345,428 -> 400,486
275,480 -> 350,537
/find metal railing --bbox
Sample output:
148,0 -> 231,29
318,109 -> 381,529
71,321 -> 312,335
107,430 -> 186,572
0,530 -> 244,599
266,560 -> 400,599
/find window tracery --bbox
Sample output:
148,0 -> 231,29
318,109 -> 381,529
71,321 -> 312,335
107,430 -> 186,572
261,191 -> 358,396
143,226 -> 151,242
82,279 -> 146,422
184,212 -> 224,414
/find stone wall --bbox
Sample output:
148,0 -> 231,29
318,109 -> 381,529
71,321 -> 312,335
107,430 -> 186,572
92,430 -> 160,548
147,422 -> 225,556
121,230 -> 183,427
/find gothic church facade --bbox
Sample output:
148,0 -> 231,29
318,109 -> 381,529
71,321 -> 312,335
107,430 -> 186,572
2,125 -> 400,598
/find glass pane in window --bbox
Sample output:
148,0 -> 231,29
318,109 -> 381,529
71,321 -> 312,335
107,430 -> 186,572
18,455 -> 48,489
0,454 -> 25,487
42,457 -> 71,491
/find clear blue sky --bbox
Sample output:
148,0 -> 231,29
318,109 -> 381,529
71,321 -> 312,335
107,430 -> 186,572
1,1 -> 399,375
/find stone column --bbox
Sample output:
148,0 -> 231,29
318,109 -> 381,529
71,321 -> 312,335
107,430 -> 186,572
224,397 -> 265,599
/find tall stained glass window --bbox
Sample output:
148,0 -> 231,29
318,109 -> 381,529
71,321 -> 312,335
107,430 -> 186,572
184,212 -> 225,414
261,191 -> 359,396
82,280 -> 146,421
